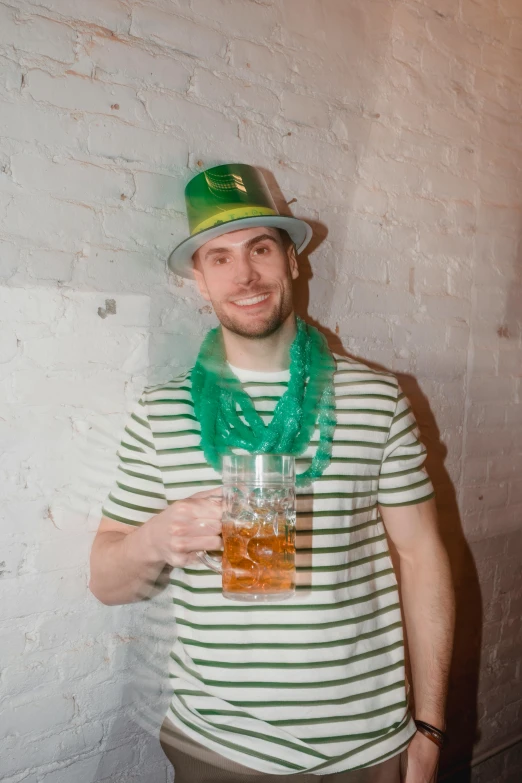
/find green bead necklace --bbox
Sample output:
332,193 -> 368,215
190,317 -> 337,487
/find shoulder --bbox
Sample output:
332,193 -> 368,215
333,354 -> 399,395
137,369 -> 195,418
141,368 -> 193,400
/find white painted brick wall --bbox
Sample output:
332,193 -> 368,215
1,1 -> 521,781
0,5 -> 76,62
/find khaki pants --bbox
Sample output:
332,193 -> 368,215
160,719 -> 405,783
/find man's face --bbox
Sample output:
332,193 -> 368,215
192,227 -> 299,339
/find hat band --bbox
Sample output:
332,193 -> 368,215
192,205 -> 278,235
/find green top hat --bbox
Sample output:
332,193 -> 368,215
168,163 -> 312,278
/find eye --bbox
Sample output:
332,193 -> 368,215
214,256 -> 229,265
253,245 -> 270,255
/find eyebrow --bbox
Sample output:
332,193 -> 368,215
202,233 -> 279,260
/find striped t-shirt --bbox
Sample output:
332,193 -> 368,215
102,355 -> 434,775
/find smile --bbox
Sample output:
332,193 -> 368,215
233,293 -> 270,307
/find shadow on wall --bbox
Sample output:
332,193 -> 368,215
293,245 -> 483,783
502,238 -> 522,344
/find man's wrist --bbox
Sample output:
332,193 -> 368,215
414,710 -> 446,732
129,516 -> 165,567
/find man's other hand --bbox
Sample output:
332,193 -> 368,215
402,731 -> 440,783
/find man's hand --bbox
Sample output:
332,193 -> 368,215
402,732 -> 440,783
143,488 -> 223,567
89,488 -> 223,605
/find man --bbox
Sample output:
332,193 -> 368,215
90,164 -> 454,782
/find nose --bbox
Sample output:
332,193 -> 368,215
233,250 -> 261,287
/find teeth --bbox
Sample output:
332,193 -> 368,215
234,294 -> 270,307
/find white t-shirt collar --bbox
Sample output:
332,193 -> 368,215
227,363 -> 290,383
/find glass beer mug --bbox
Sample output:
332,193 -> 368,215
197,454 -> 296,602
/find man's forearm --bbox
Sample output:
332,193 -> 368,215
89,490 -> 223,606
89,525 -> 166,606
399,537 -> 455,728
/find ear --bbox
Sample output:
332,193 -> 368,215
288,243 -> 299,281
192,253 -> 211,301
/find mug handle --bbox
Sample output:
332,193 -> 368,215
196,551 -> 223,573
195,490 -> 224,573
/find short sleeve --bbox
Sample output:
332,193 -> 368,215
377,384 -> 435,507
102,395 -> 168,526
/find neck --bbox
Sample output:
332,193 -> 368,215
221,313 -> 297,372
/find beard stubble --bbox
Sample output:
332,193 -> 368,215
211,284 -> 294,340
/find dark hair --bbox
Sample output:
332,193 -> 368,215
277,228 -> 296,252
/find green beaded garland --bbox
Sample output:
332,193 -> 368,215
190,318 -> 337,487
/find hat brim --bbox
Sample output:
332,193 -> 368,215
168,215 -> 313,279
